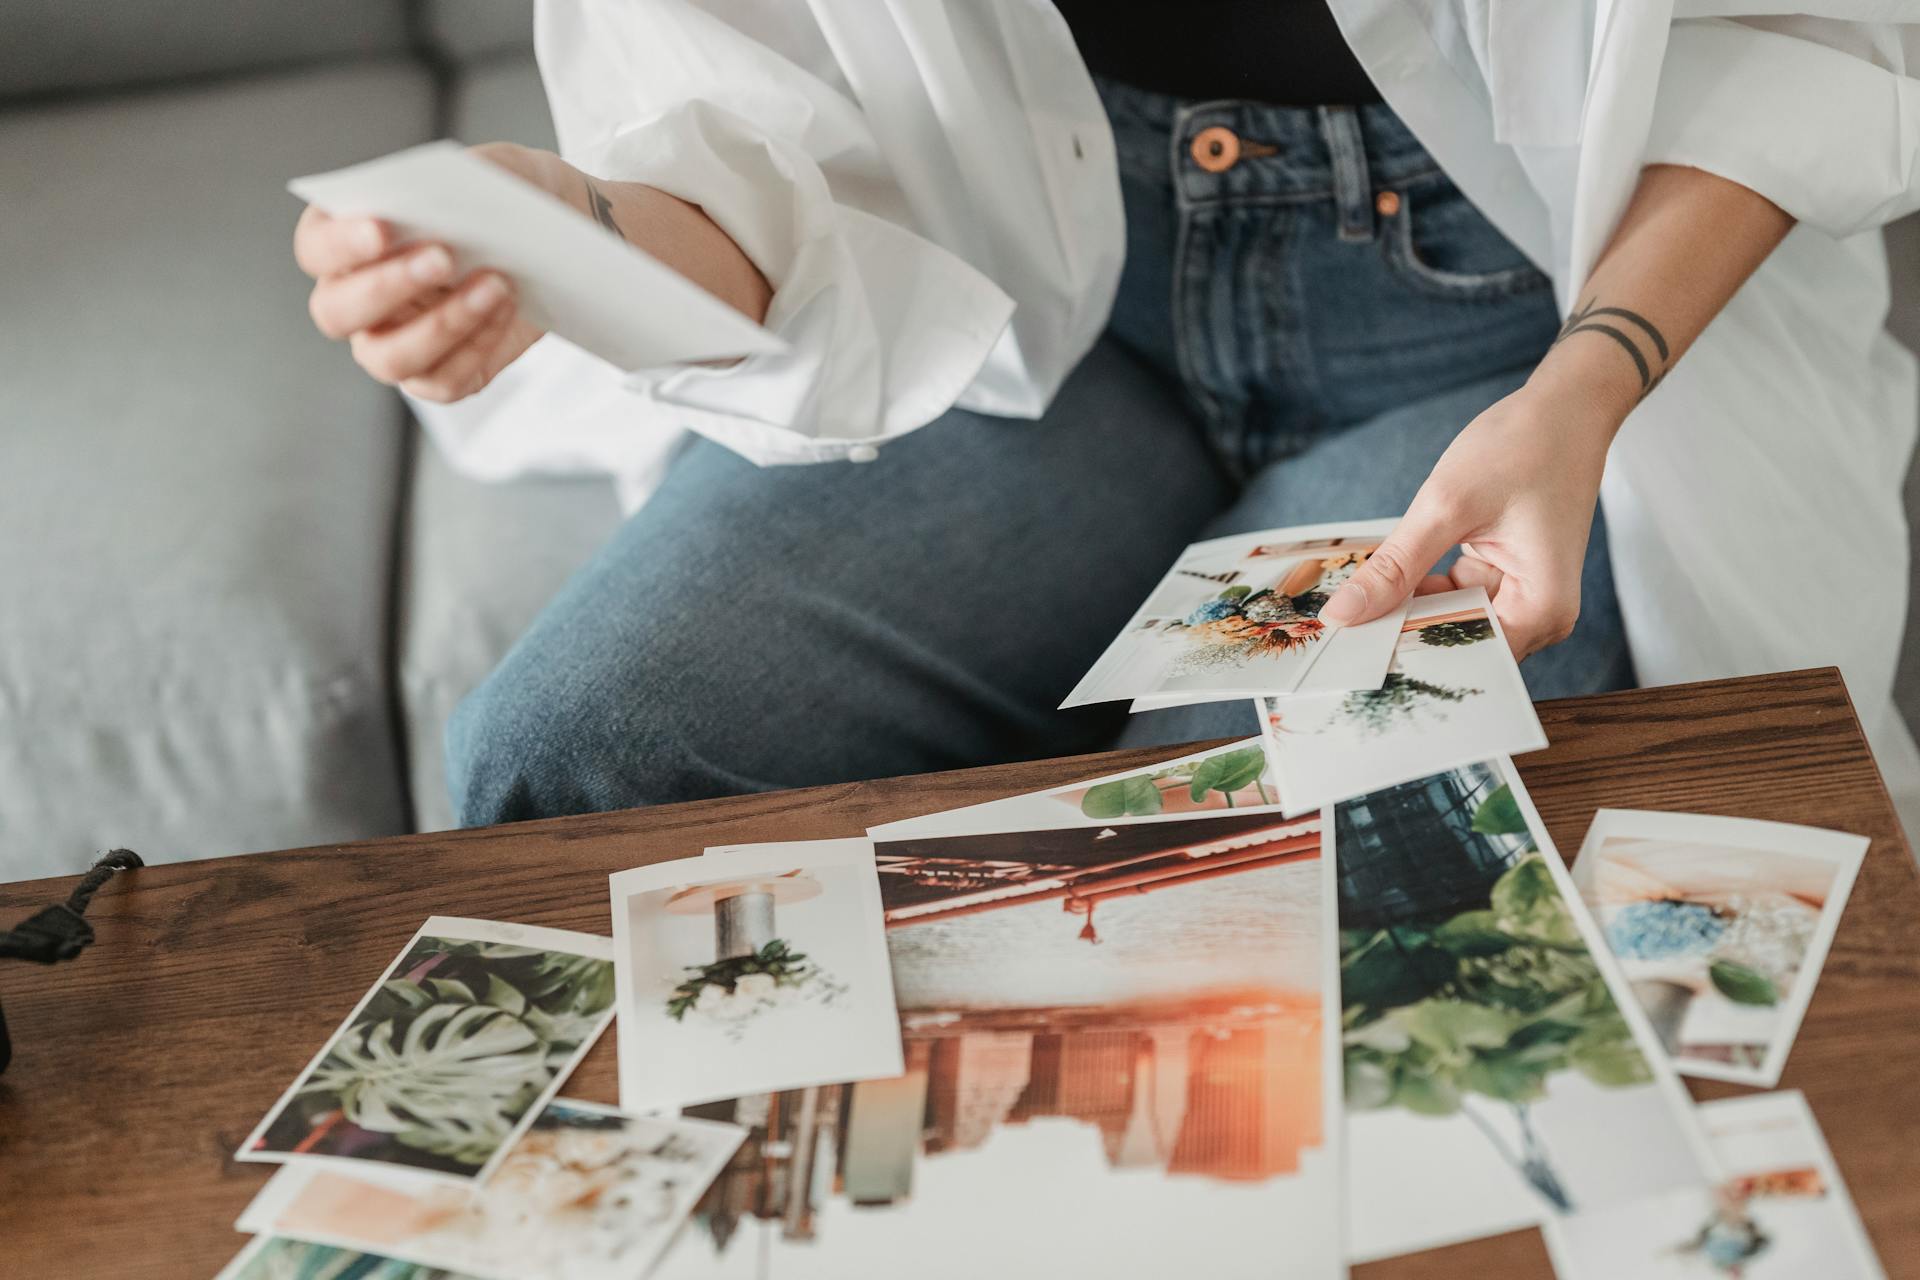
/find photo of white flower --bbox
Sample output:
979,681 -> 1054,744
610,840 -> 903,1111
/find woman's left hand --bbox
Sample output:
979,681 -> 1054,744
1318,360 -> 1639,661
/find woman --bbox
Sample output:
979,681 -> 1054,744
293,2 -> 1920,824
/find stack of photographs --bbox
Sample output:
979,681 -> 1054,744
1061,521 -> 1409,711
211,744 -> 1883,1278
1259,587 -> 1548,815
219,917 -> 748,1280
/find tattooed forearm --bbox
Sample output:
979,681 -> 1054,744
584,177 -> 622,238
1552,297 -> 1671,398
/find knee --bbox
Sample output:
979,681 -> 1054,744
443,636 -> 755,827
444,665 -> 568,827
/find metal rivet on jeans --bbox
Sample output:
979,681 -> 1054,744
1191,126 -> 1240,173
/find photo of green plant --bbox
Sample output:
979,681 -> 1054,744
1076,745 -> 1275,817
242,921 -> 614,1179
1336,763 -> 1708,1259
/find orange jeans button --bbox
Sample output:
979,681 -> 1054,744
1191,126 -> 1240,173
1375,190 -> 1401,216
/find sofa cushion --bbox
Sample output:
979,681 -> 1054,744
397,53 -> 621,833
0,62 -> 436,881
0,0 -> 409,101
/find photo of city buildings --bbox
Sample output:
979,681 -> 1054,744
655,812 -> 1341,1279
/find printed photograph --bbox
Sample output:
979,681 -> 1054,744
238,918 -> 616,1182
1261,587 -> 1547,814
868,738 -> 1284,840
645,809 -> 1344,1278
1546,1091 -> 1886,1279
1571,810 -> 1868,1086
1060,520 -> 1403,707
610,840 -> 904,1112
238,1099 -> 745,1280
217,1236 -> 477,1280
1333,762 -> 1713,1262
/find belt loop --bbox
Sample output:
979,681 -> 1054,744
1319,106 -> 1374,243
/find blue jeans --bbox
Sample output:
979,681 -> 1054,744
447,83 -> 1633,824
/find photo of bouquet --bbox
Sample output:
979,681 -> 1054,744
609,840 -> 902,1111
667,937 -> 848,1039
1165,550 -> 1364,676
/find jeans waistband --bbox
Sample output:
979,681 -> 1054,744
1098,76 -> 1443,238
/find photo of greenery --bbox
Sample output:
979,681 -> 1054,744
1337,768 -> 1656,1213
1076,745 -> 1275,816
247,928 -> 614,1178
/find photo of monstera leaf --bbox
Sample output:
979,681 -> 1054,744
301,999 -> 552,1165
251,928 -> 615,1177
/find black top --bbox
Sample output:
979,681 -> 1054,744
1055,0 -> 1380,106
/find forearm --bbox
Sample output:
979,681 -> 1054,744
577,172 -> 774,324
1527,163 -> 1795,437
502,143 -> 774,325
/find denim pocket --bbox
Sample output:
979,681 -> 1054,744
1382,176 -> 1551,301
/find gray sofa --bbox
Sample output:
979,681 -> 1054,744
5,2 -> 1919,883
3,2 -> 619,880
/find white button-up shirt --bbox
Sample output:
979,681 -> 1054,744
411,0 -> 1920,770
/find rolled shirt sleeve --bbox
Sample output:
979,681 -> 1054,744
1646,16 -> 1920,238
579,100 -> 1016,466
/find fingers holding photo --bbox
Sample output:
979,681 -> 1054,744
305,240 -> 458,340
400,298 -> 538,404
348,271 -> 514,388
291,205 -> 392,279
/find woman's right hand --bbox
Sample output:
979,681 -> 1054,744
293,205 -> 543,403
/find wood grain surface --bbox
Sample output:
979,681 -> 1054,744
1,668 -> 1914,1278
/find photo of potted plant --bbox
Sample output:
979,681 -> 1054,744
1337,769 -> 1656,1213
1073,745 -> 1275,817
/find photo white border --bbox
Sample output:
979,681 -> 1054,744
1570,808 -> 1869,1087
234,916 -> 615,1186
1319,810 -> 1353,1280
608,839 -> 903,1112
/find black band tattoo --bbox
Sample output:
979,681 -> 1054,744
1552,297 -> 1672,398
584,177 -> 622,238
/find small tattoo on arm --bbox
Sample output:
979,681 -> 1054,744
584,177 -> 622,238
1552,297 -> 1672,399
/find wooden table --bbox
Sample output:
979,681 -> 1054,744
2,668 -> 1915,1278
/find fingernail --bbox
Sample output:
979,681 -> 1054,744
465,274 -> 509,313
1320,583 -> 1365,626
408,246 -> 453,283
356,220 -> 385,257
